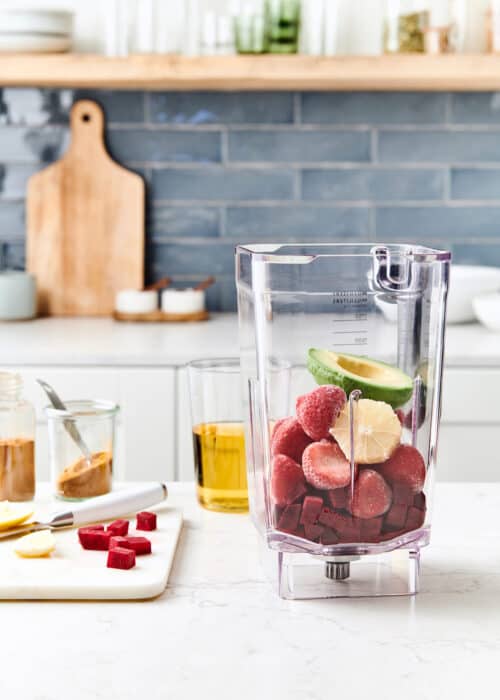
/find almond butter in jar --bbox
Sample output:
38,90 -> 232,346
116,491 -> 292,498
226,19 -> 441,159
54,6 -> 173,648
0,372 -> 36,501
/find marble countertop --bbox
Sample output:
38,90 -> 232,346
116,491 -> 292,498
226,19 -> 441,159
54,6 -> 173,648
0,314 -> 499,367
4,482 -> 500,700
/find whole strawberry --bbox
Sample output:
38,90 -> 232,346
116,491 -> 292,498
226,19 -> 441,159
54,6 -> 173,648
296,385 -> 347,440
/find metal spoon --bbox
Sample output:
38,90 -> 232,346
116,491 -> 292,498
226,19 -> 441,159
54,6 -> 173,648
37,379 -> 93,464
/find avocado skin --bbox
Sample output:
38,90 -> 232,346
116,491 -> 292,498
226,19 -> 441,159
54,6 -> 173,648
307,348 -> 413,409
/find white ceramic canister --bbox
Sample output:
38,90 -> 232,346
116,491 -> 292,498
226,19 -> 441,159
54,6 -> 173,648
115,289 -> 158,314
161,288 -> 205,314
0,271 -> 36,320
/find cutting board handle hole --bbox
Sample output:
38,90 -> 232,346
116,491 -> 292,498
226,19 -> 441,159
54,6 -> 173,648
82,114 -> 91,123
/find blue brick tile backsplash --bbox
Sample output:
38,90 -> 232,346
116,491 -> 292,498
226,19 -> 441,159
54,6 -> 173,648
2,88 -> 500,310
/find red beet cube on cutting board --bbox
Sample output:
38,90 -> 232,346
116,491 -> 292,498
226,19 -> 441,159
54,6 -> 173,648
107,519 -> 129,536
110,535 -> 152,555
107,547 -> 136,570
136,511 -> 157,531
78,528 -> 112,551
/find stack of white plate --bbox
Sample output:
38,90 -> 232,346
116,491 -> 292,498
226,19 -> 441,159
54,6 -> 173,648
0,9 -> 73,53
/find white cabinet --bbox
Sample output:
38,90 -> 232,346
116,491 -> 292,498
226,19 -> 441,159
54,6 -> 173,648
14,367 -> 175,483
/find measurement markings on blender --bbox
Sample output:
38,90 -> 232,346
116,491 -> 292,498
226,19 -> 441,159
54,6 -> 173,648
331,290 -> 369,348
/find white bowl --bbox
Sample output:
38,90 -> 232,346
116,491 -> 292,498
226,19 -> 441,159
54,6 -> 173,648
0,10 -> 73,35
473,292 -> 500,332
0,34 -> 71,52
377,265 -> 500,325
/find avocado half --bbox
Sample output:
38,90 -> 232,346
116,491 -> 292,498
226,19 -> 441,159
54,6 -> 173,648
307,348 -> 413,408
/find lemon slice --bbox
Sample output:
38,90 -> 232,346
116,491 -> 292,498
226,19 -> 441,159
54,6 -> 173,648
14,530 -> 55,558
0,501 -> 34,531
331,398 -> 402,464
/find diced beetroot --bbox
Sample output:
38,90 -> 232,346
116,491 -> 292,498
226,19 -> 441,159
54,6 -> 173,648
277,504 -> 302,533
136,511 -> 157,531
296,385 -> 346,440
392,483 -> 415,505
320,527 -> 340,545
107,519 -> 129,536
328,486 -> 351,512
413,492 -> 426,510
78,528 -> 112,551
384,503 -> 408,531
107,547 -> 136,570
406,506 -> 425,531
360,516 -> 383,542
110,535 -> 152,555
299,495 -> 323,525
318,507 -> 337,529
351,469 -> 392,520
271,454 -> 307,507
378,444 -> 426,494
332,512 -> 362,542
302,440 -> 353,490
304,522 -> 325,541
274,504 -> 284,526
271,417 -> 311,463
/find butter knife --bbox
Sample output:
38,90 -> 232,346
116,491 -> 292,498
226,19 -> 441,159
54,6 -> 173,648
0,482 -> 168,540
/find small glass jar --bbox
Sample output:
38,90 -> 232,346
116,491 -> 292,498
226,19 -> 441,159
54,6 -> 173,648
265,0 -> 301,54
46,400 -> 119,501
384,0 -> 430,53
0,372 -> 36,502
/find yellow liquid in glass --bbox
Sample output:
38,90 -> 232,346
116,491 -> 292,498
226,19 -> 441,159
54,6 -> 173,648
193,422 -> 248,513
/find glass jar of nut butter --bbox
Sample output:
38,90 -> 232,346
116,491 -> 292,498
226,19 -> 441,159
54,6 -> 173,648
0,372 -> 36,501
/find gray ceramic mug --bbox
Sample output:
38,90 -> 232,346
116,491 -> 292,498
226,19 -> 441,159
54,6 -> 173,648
0,271 -> 37,320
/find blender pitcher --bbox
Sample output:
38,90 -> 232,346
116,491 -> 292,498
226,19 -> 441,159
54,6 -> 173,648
236,243 -> 450,599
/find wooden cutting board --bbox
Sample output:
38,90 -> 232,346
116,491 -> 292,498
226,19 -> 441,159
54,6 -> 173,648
27,99 -> 145,316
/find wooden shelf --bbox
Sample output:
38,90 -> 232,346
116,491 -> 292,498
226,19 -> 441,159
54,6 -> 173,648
1,53 -> 500,91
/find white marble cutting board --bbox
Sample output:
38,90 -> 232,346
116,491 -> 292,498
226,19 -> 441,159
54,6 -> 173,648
0,501 -> 182,600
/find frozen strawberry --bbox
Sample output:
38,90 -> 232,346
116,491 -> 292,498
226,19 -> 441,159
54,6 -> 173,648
136,511 -> 157,531
107,547 -> 136,570
110,535 -> 152,555
107,519 -> 129,536
328,486 -> 351,512
351,469 -> 392,520
384,503 -> 408,531
302,441 -> 352,490
318,507 -> 337,529
334,513 -> 361,542
304,522 -> 325,541
78,528 -> 112,550
378,444 -> 426,494
413,492 -> 426,510
271,454 -> 307,507
392,483 -> 415,505
272,418 -> 287,438
360,516 -> 383,542
277,504 -> 302,533
296,385 -> 347,440
299,495 -> 323,525
320,527 -> 340,545
271,417 -> 311,463
406,506 -> 425,531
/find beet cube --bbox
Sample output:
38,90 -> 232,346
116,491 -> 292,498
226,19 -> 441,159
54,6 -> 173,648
107,547 -> 136,570
320,527 -> 340,545
392,483 -> 415,506
379,528 -> 406,542
107,519 -> 129,536
360,517 -> 383,542
85,524 -> 105,531
78,528 -> 112,550
334,514 -> 361,542
318,507 -> 337,529
274,505 -> 284,526
300,495 -> 323,525
406,506 -> 425,531
304,522 -> 325,542
328,486 -> 351,512
111,536 -> 152,555
136,511 -> 157,531
277,504 -> 301,533
384,503 -> 408,531
413,492 -> 426,511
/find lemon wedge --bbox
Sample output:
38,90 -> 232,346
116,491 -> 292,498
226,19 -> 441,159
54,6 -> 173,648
14,530 -> 55,558
0,501 -> 34,531
331,398 -> 402,464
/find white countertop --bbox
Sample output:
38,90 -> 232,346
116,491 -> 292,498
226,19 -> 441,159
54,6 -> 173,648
4,482 -> 500,700
0,314 -> 499,367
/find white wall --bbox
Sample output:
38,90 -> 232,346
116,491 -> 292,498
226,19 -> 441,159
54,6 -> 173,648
0,0 -> 490,54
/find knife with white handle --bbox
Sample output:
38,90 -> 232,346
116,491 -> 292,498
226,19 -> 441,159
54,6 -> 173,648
0,483 -> 168,540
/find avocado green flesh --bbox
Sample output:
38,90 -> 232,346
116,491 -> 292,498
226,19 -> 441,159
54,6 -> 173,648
307,348 -> 413,408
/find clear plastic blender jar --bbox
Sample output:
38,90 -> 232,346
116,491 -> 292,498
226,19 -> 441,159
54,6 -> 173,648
236,243 -> 450,599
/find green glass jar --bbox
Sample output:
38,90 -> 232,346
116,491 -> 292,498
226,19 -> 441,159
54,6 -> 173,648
265,0 -> 301,54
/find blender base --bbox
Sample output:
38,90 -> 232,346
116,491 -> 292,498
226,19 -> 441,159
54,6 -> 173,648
262,543 -> 422,600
